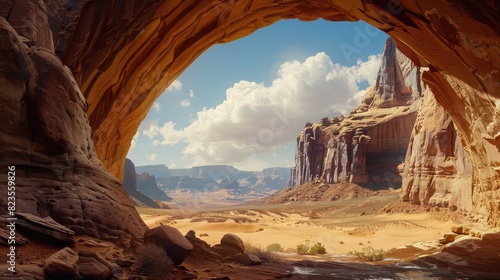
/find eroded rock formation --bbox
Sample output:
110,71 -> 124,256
0,15 -> 146,239
122,159 -> 164,209
0,0 -> 498,235
402,91 -> 474,214
289,38 -> 422,189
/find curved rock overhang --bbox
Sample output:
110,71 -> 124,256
2,0 -> 498,228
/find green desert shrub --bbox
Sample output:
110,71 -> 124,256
309,242 -> 327,254
266,243 -> 284,252
135,243 -> 175,279
348,246 -> 384,261
296,240 -> 327,255
296,243 -> 309,255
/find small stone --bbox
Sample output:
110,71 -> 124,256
451,226 -> 464,234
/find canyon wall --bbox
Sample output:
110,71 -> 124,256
289,39 -> 476,216
289,38 -> 422,190
0,15 -> 146,240
0,0 -> 498,236
42,0 -> 497,226
122,159 -> 166,208
402,91 -> 473,214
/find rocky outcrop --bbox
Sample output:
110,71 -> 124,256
0,0 -> 498,233
144,225 -> 194,266
220,233 -> 245,254
0,16 -> 146,240
289,38 -> 422,189
289,38 -> 477,217
122,159 -> 161,208
77,250 -> 116,280
16,212 -> 75,244
44,247 -> 80,279
402,90 -> 473,214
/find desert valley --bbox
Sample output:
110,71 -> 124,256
1,1 -> 499,280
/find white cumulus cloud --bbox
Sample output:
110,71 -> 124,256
176,52 -> 380,166
189,90 -> 195,98
153,102 -> 161,113
139,53 -> 379,166
142,120 -> 184,146
147,153 -> 158,161
166,79 -> 183,92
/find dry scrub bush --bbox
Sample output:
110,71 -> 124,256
135,243 -> 175,279
348,246 -> 384,261
266,243 -> 284,252
245,242 -> 283,263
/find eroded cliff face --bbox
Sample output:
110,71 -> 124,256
0,13 -> 146,240
0,0 -> 498,234
122,159 -> 163,209
402,91 -> 473,214
41,1 -> 497,188
290,38 -> 422,189
41,0 -> 498,226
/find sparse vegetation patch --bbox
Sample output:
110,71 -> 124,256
296,240 -> 327,255
266,243 -> 284,252
348,246 -> 384,261
245,242 -> 283,263
135,243 -> 175,279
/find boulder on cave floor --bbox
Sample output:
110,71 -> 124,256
220,233 -> 245,253
143,225 -> 193,265
212,233 -> 246,258
77,250 -> 116,280
44,247 -> 80,279
184,230 -> 225,265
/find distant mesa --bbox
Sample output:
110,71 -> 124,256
135,164 -> 291,201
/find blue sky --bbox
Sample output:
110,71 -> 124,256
127,19 -> 388,171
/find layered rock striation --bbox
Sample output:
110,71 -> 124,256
289,39 -> 477,216
402,90 -> 473,214
0,0 -> 498,233
289,38 -> 422,190
0,16 -> 146,240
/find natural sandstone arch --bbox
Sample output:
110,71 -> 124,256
50,0 -> 499,224
1,0 -> 498,235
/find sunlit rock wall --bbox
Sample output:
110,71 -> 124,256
0,0 -> 498,228
289,38 -> 421,190
402,90 -> 473,214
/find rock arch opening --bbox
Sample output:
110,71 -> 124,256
0,0 -> 498,241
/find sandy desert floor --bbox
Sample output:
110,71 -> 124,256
4,193 -> 499,279
138,193 -> 462,257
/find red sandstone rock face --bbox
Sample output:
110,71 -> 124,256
40,0 -> 499,225
0,0 -> 498,229
402,90 -> 474,214
0,16 -> 146,240
289,39 -> 420,189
